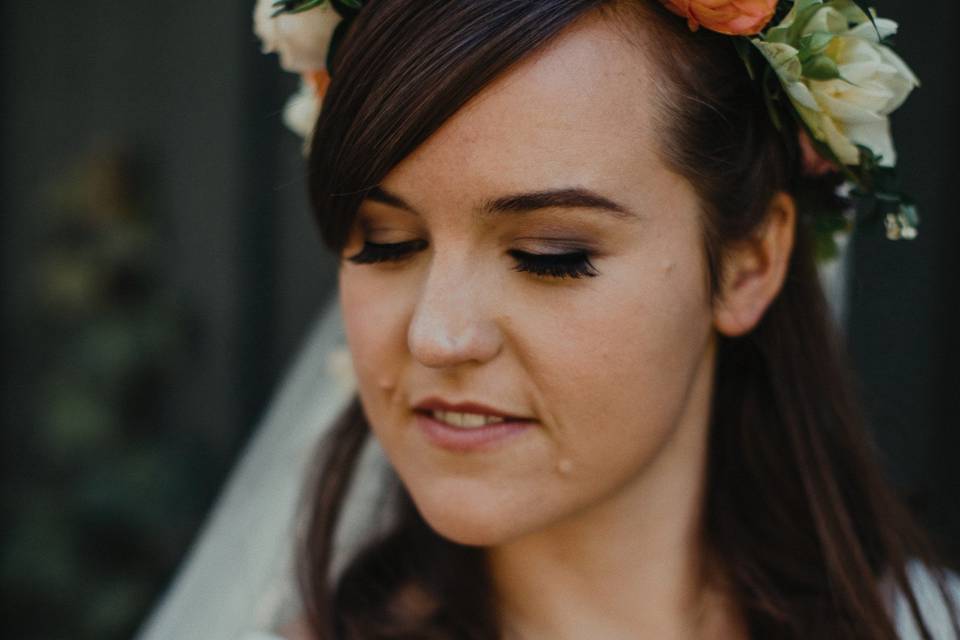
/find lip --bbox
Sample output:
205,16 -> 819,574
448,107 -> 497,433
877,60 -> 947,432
414,411 -> 536,453
413,396 -> 534,421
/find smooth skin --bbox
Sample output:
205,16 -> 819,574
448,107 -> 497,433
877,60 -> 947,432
337,9 -> 794,640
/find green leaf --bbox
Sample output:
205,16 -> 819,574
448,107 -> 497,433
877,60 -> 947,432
828,0 -> 871,24
810,208 -> 852,264
762,66 -> 785,131
765,26 -> 791,44
753,39 -> 802,82
764,0 -> 818,44
795,0 -> 825,14
271,0 -> 328,16
734,38 -> 759,81
787,3 -> 828,44
797,31 -> 834,60
829,0 -> 882,39
856,144 -> 881,173
900,201 -> 919,227
801,54 -> 841,80
813,229 -> 841,263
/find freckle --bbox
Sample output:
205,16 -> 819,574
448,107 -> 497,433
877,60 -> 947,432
662,260 -> 676,274
556,458 -> 574,476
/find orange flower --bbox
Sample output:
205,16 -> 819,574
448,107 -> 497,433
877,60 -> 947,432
659,0 -> 778,36
304,69 -> 331,100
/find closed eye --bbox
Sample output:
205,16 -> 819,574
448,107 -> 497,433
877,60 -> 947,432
506,249 -> 599,279
345,241 -> 599,279
344,239 -> 427,264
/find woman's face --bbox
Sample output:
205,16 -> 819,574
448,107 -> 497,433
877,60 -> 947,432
338,13 -> 718,546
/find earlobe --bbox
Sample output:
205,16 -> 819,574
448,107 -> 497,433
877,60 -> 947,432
713,192 -> 796,337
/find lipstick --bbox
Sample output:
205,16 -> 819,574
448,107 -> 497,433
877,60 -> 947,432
412,397 -> 537,452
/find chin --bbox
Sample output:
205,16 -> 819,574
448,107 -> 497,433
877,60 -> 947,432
406,482 -> 537,547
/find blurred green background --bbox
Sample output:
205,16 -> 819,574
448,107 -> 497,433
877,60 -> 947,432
1,2 -> 337,638
0,1 -> 957,639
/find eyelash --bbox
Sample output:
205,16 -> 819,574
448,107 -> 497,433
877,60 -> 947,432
345,240 -> 599,279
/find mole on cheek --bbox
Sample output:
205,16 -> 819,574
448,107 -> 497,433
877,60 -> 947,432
556,457 -> 574,477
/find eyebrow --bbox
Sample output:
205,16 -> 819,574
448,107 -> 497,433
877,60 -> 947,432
363,185 -> 640,222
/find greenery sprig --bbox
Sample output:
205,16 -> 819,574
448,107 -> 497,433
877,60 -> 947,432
270,0 -> 361,18
739,0 -> 920,250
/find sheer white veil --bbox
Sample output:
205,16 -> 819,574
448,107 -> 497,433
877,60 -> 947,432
135,294 -> 388,640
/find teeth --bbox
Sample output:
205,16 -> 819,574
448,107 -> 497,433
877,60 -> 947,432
431,410 -> 506,429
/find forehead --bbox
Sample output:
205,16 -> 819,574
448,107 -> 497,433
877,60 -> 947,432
380,12 -> 666,210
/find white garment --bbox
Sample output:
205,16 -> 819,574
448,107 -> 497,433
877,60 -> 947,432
893,563 -> 960,639
238,563 -> 960,639
238,562 -> 960,639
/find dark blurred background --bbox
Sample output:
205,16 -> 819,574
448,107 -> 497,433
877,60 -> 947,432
0,1 -> 957,639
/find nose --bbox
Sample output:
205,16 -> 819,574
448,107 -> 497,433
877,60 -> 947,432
407,257 -> 503,369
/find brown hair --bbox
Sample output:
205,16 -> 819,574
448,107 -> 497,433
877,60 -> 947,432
299,1 -> 959,637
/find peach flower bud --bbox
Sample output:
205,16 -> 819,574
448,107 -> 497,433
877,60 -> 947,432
659,0 -> 778,36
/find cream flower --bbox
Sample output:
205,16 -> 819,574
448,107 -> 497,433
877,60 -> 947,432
282,78 -> 322,139
753,2 -> 919,167
253,0 -> 341,73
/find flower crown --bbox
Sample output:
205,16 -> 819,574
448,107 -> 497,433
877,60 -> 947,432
254,0 -> 921,252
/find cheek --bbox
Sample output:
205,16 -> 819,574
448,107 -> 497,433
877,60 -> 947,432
338,267 -> 411,425
515,250 -> 714,501
555,262 -> 709,412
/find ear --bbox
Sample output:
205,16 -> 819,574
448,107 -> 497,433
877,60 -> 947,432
713,192 -> 796,337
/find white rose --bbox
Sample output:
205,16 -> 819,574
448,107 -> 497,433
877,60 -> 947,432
753,4 -> 919,167
282,77 -> 322,140
253,0 -> 341,72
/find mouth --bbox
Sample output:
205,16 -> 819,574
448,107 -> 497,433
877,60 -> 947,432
412,397 -> 537,425
414,408 -> 536,430
411,402 -> 538,453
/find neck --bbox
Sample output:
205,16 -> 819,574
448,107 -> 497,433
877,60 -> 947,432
487,335 -> 743,639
